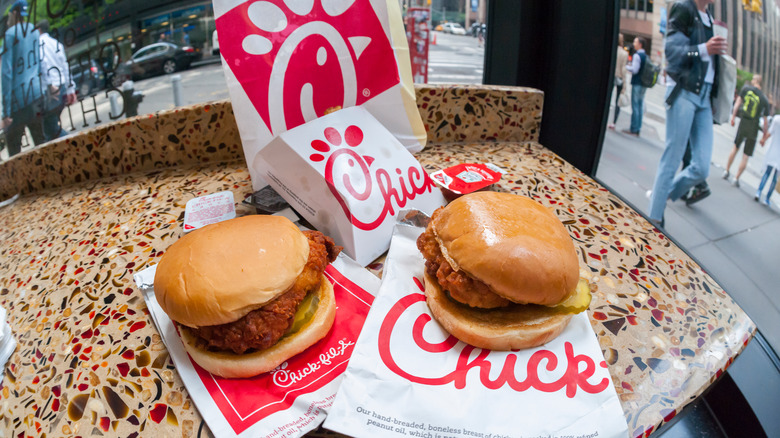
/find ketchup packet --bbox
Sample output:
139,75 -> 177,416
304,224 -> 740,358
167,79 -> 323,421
183,191 -> 237,233
324,223 -> 629,438
430,163 -> 504,196
134,253 -> 380,438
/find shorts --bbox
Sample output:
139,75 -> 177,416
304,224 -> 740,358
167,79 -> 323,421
734,119 -> 760,156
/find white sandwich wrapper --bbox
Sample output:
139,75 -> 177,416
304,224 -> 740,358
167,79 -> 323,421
0,306 -> 16,385
134,252 -> 380,438
255,106 -> 445,266
183,191 -> 237,233
324,223 -> 629,438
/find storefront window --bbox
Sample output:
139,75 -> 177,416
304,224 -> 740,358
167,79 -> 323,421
0,0 -> 224,161
0,0 -> 480,162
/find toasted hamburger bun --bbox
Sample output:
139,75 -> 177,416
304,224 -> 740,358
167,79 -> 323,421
178,277 -> 336,378
422,192 -> 581,350
423,272 -> 573,350
154,215 -> 310,328
154,215 -> 336,378
430,191 -> 579,306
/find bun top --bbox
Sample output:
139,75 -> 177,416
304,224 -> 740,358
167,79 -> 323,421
154,215 -> 309,328
431,192 -> 579,306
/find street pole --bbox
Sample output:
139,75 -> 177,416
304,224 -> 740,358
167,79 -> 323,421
465,0 -> 470,29
172,75 -> 183,107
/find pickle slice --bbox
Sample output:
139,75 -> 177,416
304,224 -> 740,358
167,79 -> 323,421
285,292 -> 320,336
549,279 -> 592,314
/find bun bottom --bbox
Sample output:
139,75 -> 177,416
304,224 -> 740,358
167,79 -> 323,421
423,272 -> 572,351
179,276 -> 336,378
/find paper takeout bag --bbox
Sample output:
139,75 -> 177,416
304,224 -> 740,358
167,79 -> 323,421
324,223 -> 629,438
134,254 -> 380,438
255,106 -> 445,265
213,0 -> 426,190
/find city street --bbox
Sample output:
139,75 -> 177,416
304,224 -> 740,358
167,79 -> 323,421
83,30 -> 485,124
60,61 -> 231,134
427,31 -> 484,84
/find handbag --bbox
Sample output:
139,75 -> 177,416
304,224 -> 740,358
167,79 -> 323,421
712,55 -> 737,125
618,92 -> 629,108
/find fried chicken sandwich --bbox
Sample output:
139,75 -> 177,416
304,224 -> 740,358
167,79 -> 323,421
416,191 -> 590,350
154,215 -> 341,378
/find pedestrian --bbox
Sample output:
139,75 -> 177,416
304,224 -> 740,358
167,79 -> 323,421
38,19 -> 76,142
755,116 -> 780,206
622,37 -> 649,137
680,140 -> 712,205
2,0 -> 45,157
608,33 -> 628,131
647,0 -> 727,228
722,74 -> 770,187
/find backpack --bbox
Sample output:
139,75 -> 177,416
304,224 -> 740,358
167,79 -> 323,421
639,53 -> 660,88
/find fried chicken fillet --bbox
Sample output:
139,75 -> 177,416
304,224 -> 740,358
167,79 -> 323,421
191,230 -> 341,354
417,224 -> 510,309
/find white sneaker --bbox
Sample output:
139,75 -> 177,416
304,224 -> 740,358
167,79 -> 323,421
722,170 -> 730,180
732,179 -> 740,188
646,190 -> 652,199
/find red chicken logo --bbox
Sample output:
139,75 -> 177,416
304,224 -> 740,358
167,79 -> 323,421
216,0 -> 400,135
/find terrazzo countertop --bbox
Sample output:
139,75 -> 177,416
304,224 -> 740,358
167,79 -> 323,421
0,85 -> 754,438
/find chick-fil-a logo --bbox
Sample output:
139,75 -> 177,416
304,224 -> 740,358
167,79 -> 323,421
377,278 -> 611,398
216,0 -> 398,135
270,338 -> 355,388
308,125 -> 437,230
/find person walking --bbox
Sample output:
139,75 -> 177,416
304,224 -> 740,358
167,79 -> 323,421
755,116 -> 779,206
608,33 -> 629,131
38,20 -> 76,142
680,141 -> 712,205
1,0 -> 45,157
647,0 -> 727,228
722,75 -> 770,187
623,37 -> 649,137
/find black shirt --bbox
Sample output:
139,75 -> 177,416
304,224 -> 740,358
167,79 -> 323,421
738,84 -> 769,121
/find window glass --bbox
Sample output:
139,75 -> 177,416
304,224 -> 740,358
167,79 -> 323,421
0,0 -> 484,162
404,0 -> 486,85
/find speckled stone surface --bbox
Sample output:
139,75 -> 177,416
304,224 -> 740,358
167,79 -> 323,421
0,102 -> 243,200
0,85 -> 754,438
0,85 -> 543,200
415,84 -> 543,144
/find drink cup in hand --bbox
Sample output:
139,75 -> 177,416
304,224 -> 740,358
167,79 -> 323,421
706,35 -> 728,56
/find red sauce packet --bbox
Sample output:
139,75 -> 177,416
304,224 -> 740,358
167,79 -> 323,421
430,163 -> 504,200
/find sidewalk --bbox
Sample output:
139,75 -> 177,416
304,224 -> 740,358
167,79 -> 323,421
597,84 -> 780,432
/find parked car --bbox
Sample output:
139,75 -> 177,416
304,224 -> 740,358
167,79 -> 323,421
116,42 -> 200,82
69,59 -> 106,97
441,22 -> 466,35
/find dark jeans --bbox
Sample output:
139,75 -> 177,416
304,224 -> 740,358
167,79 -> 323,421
613,82 -> 623,124
42,87 -> 68,142
4,105 -> 45,157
